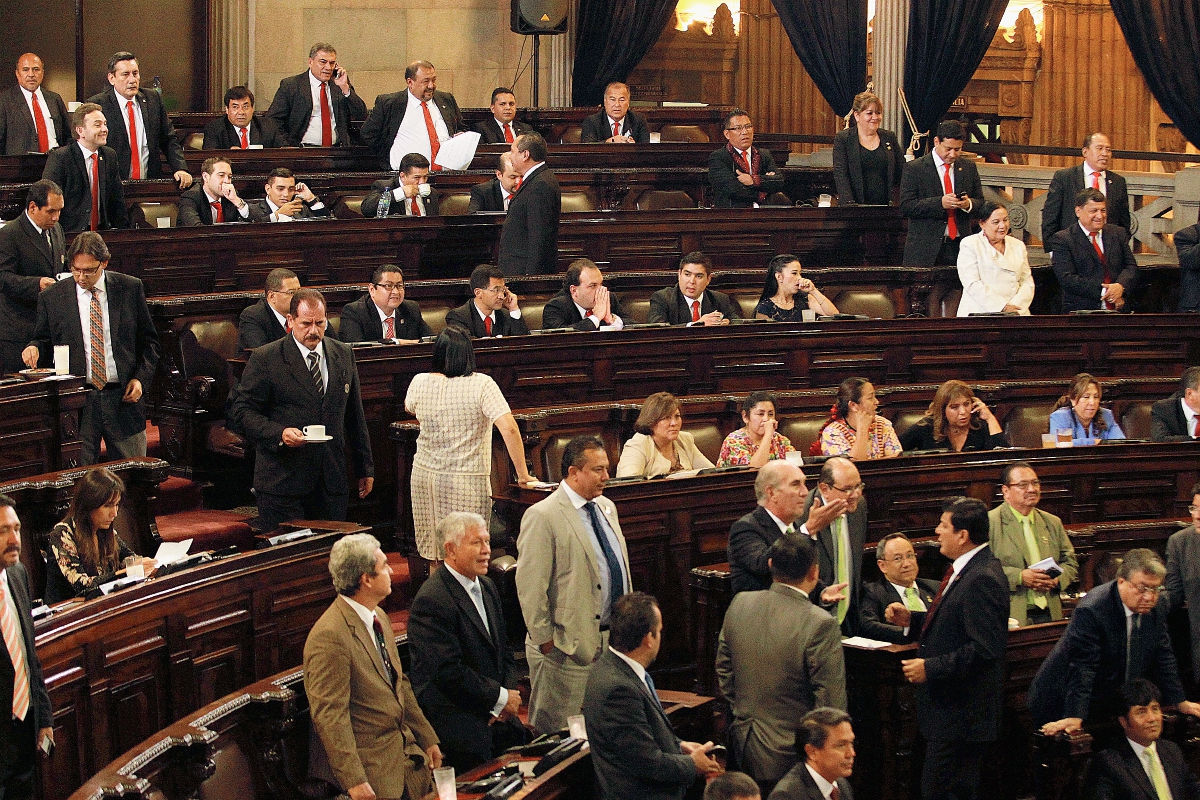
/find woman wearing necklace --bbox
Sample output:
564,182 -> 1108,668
755,253 -> 839,321
832,91 -> 904,206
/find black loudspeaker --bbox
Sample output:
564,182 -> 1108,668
511,0 -> 568,34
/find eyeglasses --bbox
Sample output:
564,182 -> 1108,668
481,286 -> 508,294
373,282 -> 404,293
71,266 -> 101,276
726,124 -> 754,133
1189,505 -> 1200,513
1006,480 -> 1041,491
269,288 -> 296,296
885,553 -> 918,564
830,482 -> 866,495
1126,582 -> 1164,596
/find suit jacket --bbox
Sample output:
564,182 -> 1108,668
359,90 -> 462,162
303,598 -> 439,799
716,583 -> 847,783
337,295 -> 431,342
648,286 -> 742,325
444,300 -> 530,338
1049,223 -> 1139,312
177,184 -> 247,227
498,165 -> 561,276
582,650 -> 695,800
516,485 -> 629,665
580,111 -> 650,144
237,298 -> 287,351
1174,223 -> 1200,312
201,114 -> 288,149
41,143 -> 127,233
899,152 -> 985,266
467,178 -> 509,213
832,126 -> 904,205
1090,737 -> 1200,800
0,212 -> 65,345
768,763 -> 855,800
1041,164 -> 1131,242
227,335 -> 373,497
1165,525 -> 1200,685
540,291 -> 626,331
266,72 -> 367,147
87,88 -> 187,179
474,117 -> 532,145
708,145 -> 785,208
0,85 -> 69,155
0,564 -> 52,780
246,197 -> 331,223
360,177 -> 440,218
859,577 -> 939,644
1027,579 -> 1186,726
728,506 -> 788,595
1150,393 -> 1192,441
800,489 -> 868,636
988,502 -> 1079,625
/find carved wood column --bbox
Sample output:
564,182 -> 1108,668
208,0 -> 250,109
873,0 -> 909,139
547,0 -> 578,107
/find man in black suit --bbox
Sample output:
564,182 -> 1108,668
768,708 -> 856,800
0,494 -> 53,800
178,157 -> 251,226
1049,188 -> 1138,312
0,179 -> 66,373
1029,548 -> 1200,734
899,119 -> 984,267
888,497 -> 1008,800
799,457 -> 867,635
360,60 -> 462,169
581,82 -> 650,144
1,53 -> 69,155
541,258 -> 625,330
408,512 -> 526,771
337,265 -> 431,343
42,103 -> 127,233
709,109 -> 784,209
202,86 -> 288,150
228,288 -> 374,530
1172,223 -> 1200,312
444,264 -> 530,338
247,168 -> 330,222
1150,367 -> 1200,441
361,152 -> 439,217
266,43 -> 366,147
237,268 -> 299,351
466,152 -> 521,213
582,592 -> 720,800
88,52 -> 191,188
859,533 -> 939,644
474,87 -> 532,145
23,232 -> 159,464
649,252 -> 742,326
499,131 -> 561,276
1041,132 -> 1131,242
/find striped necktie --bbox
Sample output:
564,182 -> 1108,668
308,351 -> 323,396
0,575 -> 30,720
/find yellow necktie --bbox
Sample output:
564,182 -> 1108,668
835,516 -> 849,624
1147,744 -> 1171,800
1019,513 -> 1048,610
904,585 -> 923,612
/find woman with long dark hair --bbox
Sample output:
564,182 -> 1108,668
755,254 -> 839,322
1048,373 -> 1125,445
816,377 -> 902,460
898,380 -> 1008,452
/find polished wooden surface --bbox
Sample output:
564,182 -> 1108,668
0,375 -> 86,482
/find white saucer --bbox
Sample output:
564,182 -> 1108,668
304,434 -> 333,442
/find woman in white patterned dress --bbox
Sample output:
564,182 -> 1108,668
406,327 -> 534,560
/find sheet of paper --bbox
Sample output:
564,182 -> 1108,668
154,539 -> 192,565
841,636 -> 894,650
434,131 -> 481,171
664,469 -> 700,480
1029,556 -> 1060,572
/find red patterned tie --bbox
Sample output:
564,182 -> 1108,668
422,101 -> 442,171
384,317 -> 395,339
127,101 -> 140,179
921,565 -> 956,635
0,576 -> 30,720
239,127 -> 249,149
89,291 -> 107,389
484,315 -> 493,336
504,123 -> 514,144
31,92 -> 49,152
319,83 -> 333,146
942,163 -> 957,239
211,201 -> 224,224
89,154 -> 100,231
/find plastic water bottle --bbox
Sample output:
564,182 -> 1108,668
152,76 -> 162,95
376,187 -> 391,218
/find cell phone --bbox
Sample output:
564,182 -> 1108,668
40,733 -> 53,757
333,67 -> 344,80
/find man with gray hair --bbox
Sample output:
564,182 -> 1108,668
408,512 -> 526,771
304,534 -> 441,800
266,43 -> 366,147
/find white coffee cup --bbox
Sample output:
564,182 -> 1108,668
818,193 -> 832,207
801,309 -> 817,322
53,345 -> 70,375
784,451 -> 805,467
567,714 -> 588,740
156,217 -> 172,228
417,183 -> 432,198
303,424 -> 326,439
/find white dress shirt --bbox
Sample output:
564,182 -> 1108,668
389,186 -> 430,216
1083,162 -> 1108,197
302,71 -> 339,146
19,86 -> 59,150
264,196 -> 324,222
76,272 -> 119,385
563,482 -> 627,625
473,300 -> 522,326
572,300 -> 624,330
203,187 -> 250,220
389,90 -> 449,170
889,580 -> 927,610
1181,398 -> 1199,438
443,562 -> 510,716
804,765 -> 840,800
1126,738 -> 1174,800
945,542 -> 989,593
113,89 -> 149,179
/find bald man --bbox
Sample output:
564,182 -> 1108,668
1,54 -> 69,155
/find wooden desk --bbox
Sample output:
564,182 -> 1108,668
0,375 -> 86,482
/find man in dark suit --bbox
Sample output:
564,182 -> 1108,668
1150,367 -> 1200,441
581,82 -> 650,144
360,60 -> 462,169
337,265 -> 431,343
1,53 -> 69,155
0,494 -> 53,800
361,152 -> 439,217
408,512 -> 527,771
888,497 -> 1008,800
202,86 -> 288,150
499,131 -> 561,276
444,264 -> 531,338
88,52 -> 191,187
1165,483 -> 1200,678
768,708 -> 856,800
227,288 -> 374,530
799,457 -> 867,636
247,168 -> 330,222
583,592 -> 720,800
474,87 -> 532,144
466,152 -> 521,213
0,179 -> 66,373
541,258 -> 625,330
1172,222 -> 1200,312
177,157 -> 251,226
649,252 -> 742,326
859,533 -> 939,644
42,103 -> 127,233
1041,132 -> 1131,242
23,232 -> 159,464
709,109 -> 784,209
266,43 -> 366,147
237,268 -> 299,351
899,119 -> 984,266
1049,188 -> 1138,312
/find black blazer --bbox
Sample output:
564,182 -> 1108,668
361,177 -> 440,218
1089,737 -> 1200,800
540,291 -> 626,331
41,143 -> 127,233
899,152 -> 985,266
1041,164 -> 1131,242
648,286 -> 742,325
801,490 -> 867,636
0,213 -> 66,345
473,117 -> 532,145
467,178 -> 508,213
1048,223 -> 1138,312
0,85 -> 69,155
580,110 -> 650,143
444,301 -> 530,338
768,761 -> 855,800
246,198 -> 331,223
0,564 -> 52,780
708,145 -> 785,208
359,90 -> 462,162
1150,392 -> 1192,441
177,184 -> 247,227
201,114 -> 289,149
237,298 -> 288,351
498,165 -> 561,276
727,505 -> 786,594
1027,579 -> 1186,726
227,335 -> 373,498
832,126 -> 904,205
337,295 -> 431,342
1173,223 -> 1200,312
87,88 -> 187,179
265,72 -> 367,147
897,419 -> 1008,452
860,577 -> 939,644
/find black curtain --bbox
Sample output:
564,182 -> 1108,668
571,0 -> 679,106
770,0 -> 867,117
1110,0 -> 1200,148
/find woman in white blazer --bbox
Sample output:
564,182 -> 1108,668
956,201 -> 1034,316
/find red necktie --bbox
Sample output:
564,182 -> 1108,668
211,200 -> 224,223
484,315 -> 493,335
319,83 -> 333,146
514,176 -> 523,192
31,92 -> 49,152
127,101 -> 140,179
691,300 -> 700,322
421,101 -> 442,171
410,197 -> 420,216
1194,418 -> 1200,438
942,162 -> 957,239
831,786 -> 840,800
921,565 -> 955,635
384,317 -> 395,339
89,153 -> 100,230
1091,171 -> 1102,191
613,121 -> 620,138
1093,232 -> 1115,309
239,127 -> 249,149
504,123 -> 514,144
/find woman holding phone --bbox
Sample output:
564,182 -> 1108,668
898,379 -> 1008,452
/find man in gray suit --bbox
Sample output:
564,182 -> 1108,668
516,435 -> 631,734
1165,482 -> 1200,683
768,708 -> 856,800
718,534 -> 846,787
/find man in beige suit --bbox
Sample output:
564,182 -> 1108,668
517,435 -> 631,735
988,462 -> 1078,626
304,534 -> 441,800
